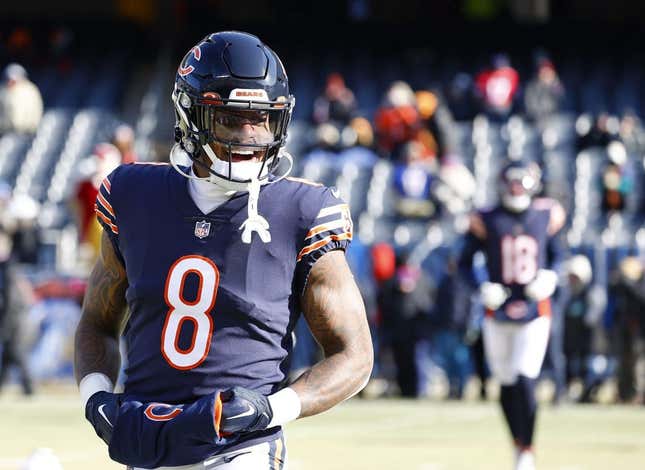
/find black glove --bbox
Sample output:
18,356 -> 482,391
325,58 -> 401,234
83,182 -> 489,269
85,391 -> 121,445
219,386 -> 273,434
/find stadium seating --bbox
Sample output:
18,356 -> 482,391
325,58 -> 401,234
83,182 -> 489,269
1,47 -> 643,308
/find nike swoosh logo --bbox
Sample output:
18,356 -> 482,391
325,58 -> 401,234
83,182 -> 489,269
223,451 -> 252,463
98,404 -> 113,427
227,404 -> 255,420
205,451 -> 252,466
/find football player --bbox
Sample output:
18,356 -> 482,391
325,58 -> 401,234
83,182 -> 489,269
74,31 -> 373,469
458,160 -> 566,470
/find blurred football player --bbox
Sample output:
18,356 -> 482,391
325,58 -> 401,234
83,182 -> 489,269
74,31 -> 373,469
458,160 -> 566,470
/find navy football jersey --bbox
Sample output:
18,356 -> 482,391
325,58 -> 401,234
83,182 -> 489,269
459,200 -> 562,322
94,163 -> 352,454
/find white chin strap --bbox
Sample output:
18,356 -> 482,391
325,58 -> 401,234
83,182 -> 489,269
169,143 -> 294,244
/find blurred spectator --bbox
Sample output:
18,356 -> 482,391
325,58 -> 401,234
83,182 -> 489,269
312,73 -> 357,126
312,117 -> 375,151
576,112 -> 618,151
347,116 -> 375,149
415,90 -> 445,157
310,73 -> 374,152
618,111 -> 645,155
377,252 -> 434,397
600,141 -> 633,214
392,141 -> 438,220
0,194 -> 35,395
432,259 -> 473,399
28,277 -> 82,381
49,26 -> 75,74
0,63 -> 43,134
432,156 -> 476,216
561,255 -> 607,399
474,53 -> 520,121
374,81 -> 432,159
6,27 -> 33,58
371,242 -> 396,285
445,72 -> 477,122
524,56 -> 565,122
609,256 -> 645,404
72,142 -> 122,266
112,124 -> 138,164
7,194 -> 40,265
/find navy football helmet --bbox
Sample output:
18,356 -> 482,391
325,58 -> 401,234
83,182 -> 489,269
498,160 -> 541,212
171,31 -> 295,189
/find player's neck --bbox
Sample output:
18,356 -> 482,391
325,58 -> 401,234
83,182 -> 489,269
188,167 -> 236,213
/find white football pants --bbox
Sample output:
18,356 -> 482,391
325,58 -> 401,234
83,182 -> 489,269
482,316 -> 551,385
132,436 -> 287,470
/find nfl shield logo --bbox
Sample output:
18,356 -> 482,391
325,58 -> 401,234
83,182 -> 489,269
194,220 -> 211,239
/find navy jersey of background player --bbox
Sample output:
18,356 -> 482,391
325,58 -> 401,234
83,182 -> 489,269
459,198 -> 563,322
94,162 -> 352,441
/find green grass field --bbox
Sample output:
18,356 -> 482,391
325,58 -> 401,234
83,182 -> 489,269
1,386 -> 644,470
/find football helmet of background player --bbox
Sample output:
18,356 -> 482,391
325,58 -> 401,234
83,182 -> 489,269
565,254 -> 593,294
171,31 -> 295,191
498,160 -> 540,212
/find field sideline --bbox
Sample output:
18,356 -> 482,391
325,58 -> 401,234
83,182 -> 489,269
1,387 -> 644,470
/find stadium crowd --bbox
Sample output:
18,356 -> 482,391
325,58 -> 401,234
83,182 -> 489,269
0,25 -> 644,409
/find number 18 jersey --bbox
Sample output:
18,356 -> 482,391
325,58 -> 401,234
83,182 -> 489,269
476,203 -> 553,322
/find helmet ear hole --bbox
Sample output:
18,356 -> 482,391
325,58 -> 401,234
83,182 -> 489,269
182,136 -> 198,154
179,93 -> 192,108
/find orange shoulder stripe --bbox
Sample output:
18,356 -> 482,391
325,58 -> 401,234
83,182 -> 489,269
95,205 -> 119,234
101,177 -> 111,194
96,192 -> 115,217
305,218 -> 347,239
297,232 -> 352,261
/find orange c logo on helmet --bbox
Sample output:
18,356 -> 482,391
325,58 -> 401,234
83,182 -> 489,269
178,46 -> 202,77
178,65 -> 194,77
144,403 -> 183,422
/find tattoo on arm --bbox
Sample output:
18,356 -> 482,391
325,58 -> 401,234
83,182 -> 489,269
291,250 -> 373,417
74,231 -> 129,384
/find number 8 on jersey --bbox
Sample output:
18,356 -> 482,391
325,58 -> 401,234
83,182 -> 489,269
162,255 -> 220,370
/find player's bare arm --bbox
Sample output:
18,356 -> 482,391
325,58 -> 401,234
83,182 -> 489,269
74,231 -> 128,384
468,212 -> 487,240
293,249 -> 373,417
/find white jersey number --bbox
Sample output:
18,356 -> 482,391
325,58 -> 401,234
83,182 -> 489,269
501,235 -> 538,285
162,255 -> 219,369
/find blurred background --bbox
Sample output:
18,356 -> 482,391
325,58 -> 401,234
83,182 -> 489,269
0,0 -> 645,469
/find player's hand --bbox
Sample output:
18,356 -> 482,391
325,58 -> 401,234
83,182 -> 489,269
524,269 -> 558,301
219,386 -> 273,435
480,282 -> 509,310
85,391 -> 121,445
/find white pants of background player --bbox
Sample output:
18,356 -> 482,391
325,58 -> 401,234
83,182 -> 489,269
482,316 -> 551,385
132,437 -> 287,470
